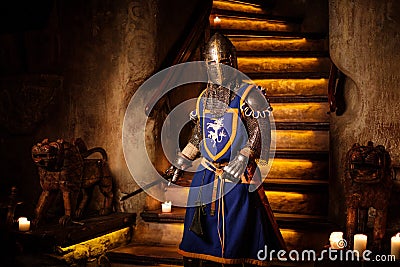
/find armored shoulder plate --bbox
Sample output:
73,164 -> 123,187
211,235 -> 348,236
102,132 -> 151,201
241,86 -> 272,118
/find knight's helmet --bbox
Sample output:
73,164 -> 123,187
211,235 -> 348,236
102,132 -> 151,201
203,32 -> 238,85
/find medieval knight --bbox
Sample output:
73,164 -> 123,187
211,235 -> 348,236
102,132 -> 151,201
165,32 -> 286,267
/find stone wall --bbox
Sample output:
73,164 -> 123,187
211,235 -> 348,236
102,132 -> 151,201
0,0 -> 202,219
329,0 -> 400,230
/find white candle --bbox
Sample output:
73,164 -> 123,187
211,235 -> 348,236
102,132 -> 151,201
18,217 -> 30,231
353,234 -> 367,256
391,233 -> 400,260
161,201 -> 172,213
329,231 -> 344,249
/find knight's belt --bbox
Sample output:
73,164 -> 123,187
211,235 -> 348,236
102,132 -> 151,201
200,158 -> 237,216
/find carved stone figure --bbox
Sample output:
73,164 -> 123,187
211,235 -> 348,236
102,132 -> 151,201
344,141 -> 392,250
31,138 -> 114,227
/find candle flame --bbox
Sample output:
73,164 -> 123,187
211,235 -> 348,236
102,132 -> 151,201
396,233 -> 400,238
214,16 -> 221,24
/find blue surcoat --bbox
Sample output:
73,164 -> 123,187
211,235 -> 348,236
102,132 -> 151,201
178,84 -> 282,265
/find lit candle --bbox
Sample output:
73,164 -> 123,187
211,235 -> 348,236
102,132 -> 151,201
161,201 -> 172,213
329,231 -> 344,249
353,234 -> 367,256
391,233 -> 400,260
18,217 -> 30,231
213,16 -> 221,24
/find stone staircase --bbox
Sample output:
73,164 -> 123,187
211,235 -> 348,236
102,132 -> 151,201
107,0 -> 337,266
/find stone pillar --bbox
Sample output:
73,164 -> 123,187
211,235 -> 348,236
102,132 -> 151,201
329,0 -> 400,225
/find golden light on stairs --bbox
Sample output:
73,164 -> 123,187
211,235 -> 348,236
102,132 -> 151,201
238,57 -> 330,73
262,158 -> 327,180
209,15 -> 295,32
230,37 -> 328,52
213,0 -> 266,15
274,130 -> 329,151
252,78 -> 328,96
265,191 -> 327,214
272,102 -> 329,123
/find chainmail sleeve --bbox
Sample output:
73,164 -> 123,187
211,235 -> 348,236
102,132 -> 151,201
180,113 -> 203,161
188,119 -> 203,150
240,86 -> 272,163
242,115 -> 271,162
240,106 -> 271,182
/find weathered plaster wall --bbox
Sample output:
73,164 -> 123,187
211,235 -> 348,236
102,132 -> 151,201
0,0 -> 203,219
329,0 -> 400,229
55,0 -> 159,214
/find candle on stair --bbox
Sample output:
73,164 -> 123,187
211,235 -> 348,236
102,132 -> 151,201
353,234 -> 367,256
18,217 -> 30,231
329,231 -> 344,249
162,201 -> 172,213
391,233 -> 400,260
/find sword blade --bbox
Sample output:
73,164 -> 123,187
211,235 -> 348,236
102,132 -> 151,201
119,179 -> 165,201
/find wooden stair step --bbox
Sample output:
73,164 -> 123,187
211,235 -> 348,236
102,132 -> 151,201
251,78 -> 328,97
107,244 -> 183,266
273,129 -> 329,151
212,0 -> 302,22
210,15 -> 300,33
276,213 -> 339,235
230,37 -> 328,52
238,50 -> 329,57
280,228 -> 333,252
140,209 -> 332,229
137,211 -> 336,251
269,96 -> 328,102
263,179 -> 328,192
275,212 -> 329,224
212,0 -> 272,16
247,71 -> 330,79
273,150 -> 328,160
275,122 -> 329,131
238,56 -> 331,74
106,243 -> 313,266
272,102 -> 329,123
262,158 -> 328,180
266,190 -> 328,215
217,29 -> 327,39
141,208 -> 186,223
211,8 -> 303,24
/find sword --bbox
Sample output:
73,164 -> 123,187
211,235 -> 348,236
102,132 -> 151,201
119,168 -> 181,201
120,179 -> 165,201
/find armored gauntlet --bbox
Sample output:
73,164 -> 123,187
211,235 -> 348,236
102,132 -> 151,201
164,143 -> 199,184
222,152 -> 248,183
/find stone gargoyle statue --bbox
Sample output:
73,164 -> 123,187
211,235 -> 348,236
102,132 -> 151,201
344,141 -> 392,250
31,138 -> 114,227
